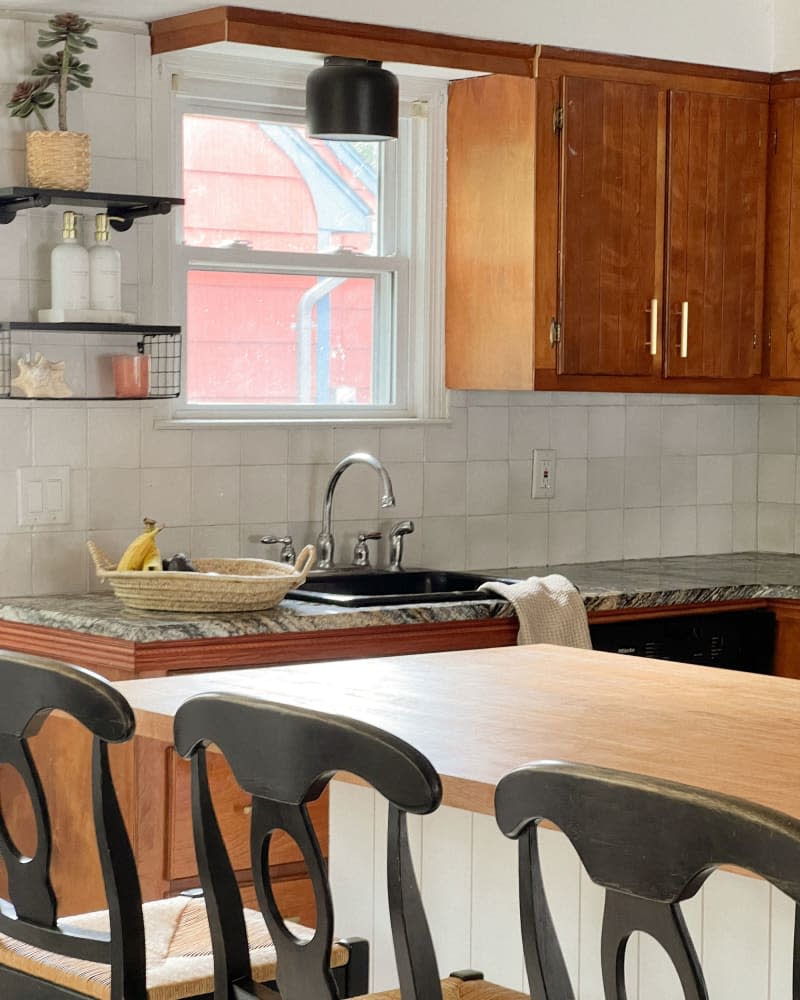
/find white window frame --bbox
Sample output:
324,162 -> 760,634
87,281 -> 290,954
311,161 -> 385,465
150,50 -> 448,425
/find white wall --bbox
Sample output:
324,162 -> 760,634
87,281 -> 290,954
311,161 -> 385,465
0,12 -> 793,598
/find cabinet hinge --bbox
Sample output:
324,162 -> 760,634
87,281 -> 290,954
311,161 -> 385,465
753,332 -> 758,349
549,318 -> 562,345
772,129 -> 778,153
767,329 -> 772,350
553,106 -> 564,134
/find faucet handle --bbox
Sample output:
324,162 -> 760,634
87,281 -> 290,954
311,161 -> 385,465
352,531 -> 382,568
260,535 -> 296,564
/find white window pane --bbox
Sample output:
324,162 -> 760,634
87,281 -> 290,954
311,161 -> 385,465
186,270 -> 392,406
183,115 -> 383,255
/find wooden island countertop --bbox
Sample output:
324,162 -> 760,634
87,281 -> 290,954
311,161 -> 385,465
114,642 -> 800,819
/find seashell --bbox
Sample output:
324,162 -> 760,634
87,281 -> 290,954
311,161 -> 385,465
11,352 -> 73,398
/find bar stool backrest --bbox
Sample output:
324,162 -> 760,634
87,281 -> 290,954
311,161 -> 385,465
0,650 -> 144,998
174,693 -> 444,1000
495,760 -> 800,1000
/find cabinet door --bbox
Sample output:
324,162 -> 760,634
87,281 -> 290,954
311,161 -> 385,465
557,76 -> 663,377
765,97 -> 800,379
665,91 -> 767,379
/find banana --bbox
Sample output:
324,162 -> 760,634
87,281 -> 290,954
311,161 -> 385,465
117,518 -> 165,572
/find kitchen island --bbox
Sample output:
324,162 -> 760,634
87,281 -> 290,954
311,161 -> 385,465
116,644 -> 800,1000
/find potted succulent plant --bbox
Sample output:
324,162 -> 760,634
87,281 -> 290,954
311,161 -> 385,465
7,13 -> 97,191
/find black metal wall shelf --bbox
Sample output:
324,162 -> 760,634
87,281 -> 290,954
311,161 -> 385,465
0,188 -> 184,230
1,322 -> 182,400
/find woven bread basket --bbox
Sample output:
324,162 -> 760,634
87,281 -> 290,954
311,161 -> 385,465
88,541 -> 316,612
26,130 -> 91,190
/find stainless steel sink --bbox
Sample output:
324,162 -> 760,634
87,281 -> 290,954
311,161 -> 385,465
286,568 -> 513,607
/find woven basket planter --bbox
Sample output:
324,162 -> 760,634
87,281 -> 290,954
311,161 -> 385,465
26,130 -> 90,190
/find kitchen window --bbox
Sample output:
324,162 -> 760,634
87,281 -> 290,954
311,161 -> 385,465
161,59 -> 447,422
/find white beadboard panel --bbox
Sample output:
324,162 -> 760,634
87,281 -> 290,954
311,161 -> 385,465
470,812 -> 525,990
769,886 -> 795,1000
420,805 -> 473,978
701,869 -> 772,998
329,782 -> 375,945
371,796 -> 424,992
538,825 -> 582,988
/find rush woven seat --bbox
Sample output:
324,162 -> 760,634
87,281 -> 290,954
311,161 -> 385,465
0,895 -> 349,1000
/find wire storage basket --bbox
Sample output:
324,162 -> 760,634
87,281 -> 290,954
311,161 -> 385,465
88,542 -> 316,612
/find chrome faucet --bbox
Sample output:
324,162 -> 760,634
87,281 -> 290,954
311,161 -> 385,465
316,452 -> 395,570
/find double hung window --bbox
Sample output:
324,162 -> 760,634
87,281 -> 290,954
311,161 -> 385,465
165,62 -> 445,421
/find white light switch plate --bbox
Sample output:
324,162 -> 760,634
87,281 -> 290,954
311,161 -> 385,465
17,467 -> 70,526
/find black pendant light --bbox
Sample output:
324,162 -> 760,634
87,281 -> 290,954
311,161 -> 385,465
306,56 -> 399,141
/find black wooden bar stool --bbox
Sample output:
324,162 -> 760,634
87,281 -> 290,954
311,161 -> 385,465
495,759 -> 800,999
0,651 -> 358,999
174,693 -> 530,1000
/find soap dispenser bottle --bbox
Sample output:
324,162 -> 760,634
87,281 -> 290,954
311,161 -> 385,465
51,210 -> 89,312
88,213 -> 122,311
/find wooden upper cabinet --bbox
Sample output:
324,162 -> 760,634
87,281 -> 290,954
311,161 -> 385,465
765,97 -> 800,380
557,76 -> 663,376
445,53 -> 770,394
665,92 -> 767,379
446,74 -> 536,390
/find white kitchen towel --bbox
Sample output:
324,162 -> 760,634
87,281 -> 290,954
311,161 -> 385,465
479,574 -> 592,648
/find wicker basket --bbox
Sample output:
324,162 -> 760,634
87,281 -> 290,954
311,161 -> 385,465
87,541 -> 316,612
26,130 -> 91,191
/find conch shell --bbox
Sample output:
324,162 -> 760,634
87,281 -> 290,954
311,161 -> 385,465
11,352 -> 73,398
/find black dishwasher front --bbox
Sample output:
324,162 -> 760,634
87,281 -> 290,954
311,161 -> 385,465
589,609 -> 775,674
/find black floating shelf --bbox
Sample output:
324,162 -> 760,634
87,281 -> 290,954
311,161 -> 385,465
0,188 -> 183,230
1,322 -> 180,334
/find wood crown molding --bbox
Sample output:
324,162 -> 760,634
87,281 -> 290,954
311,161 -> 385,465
149,6 -> 538,77
149,6 -> 785,87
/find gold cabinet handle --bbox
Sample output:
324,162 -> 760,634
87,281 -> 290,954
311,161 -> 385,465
649,298 -> 658,355
680,301 -> 689,358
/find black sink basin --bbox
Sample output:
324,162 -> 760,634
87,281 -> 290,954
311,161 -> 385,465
286,568 -> 512,607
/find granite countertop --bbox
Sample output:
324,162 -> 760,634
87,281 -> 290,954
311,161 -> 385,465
2,551 -> 800,643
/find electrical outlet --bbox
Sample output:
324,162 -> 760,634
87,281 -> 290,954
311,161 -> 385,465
531,449 -> 556,499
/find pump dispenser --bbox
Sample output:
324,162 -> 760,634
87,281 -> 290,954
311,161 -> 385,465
88,213 -> 122,311
50,211 -> 89,311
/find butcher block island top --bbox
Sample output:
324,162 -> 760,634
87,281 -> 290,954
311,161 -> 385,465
114,643 -> 800,819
